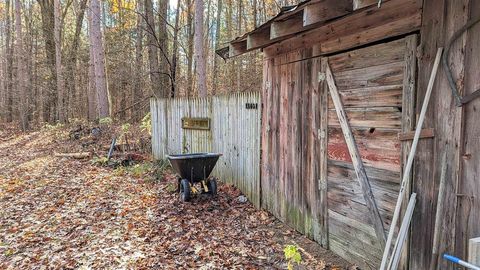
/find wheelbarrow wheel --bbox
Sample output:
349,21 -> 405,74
207,178 -> 218,196
179,179 -> 191,202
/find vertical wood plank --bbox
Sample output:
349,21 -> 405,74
410,0 -> 445,268
455,0 -> 480,263
399,34 -> 418,270
319,57 -> 329,248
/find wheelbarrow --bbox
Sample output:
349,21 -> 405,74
167,153 -> 222,202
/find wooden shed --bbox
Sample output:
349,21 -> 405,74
219,0 -> 480,269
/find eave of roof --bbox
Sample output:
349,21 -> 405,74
216,0 -> 381,59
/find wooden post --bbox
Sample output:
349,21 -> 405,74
380,48 -> 444,270
325,62 -> 387,247
470,238 -> 480,266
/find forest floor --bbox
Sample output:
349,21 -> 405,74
0,123 -> 355,269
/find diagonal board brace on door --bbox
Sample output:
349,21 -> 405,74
324,62 -> 387,247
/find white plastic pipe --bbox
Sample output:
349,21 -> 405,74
379,48 -> 444,270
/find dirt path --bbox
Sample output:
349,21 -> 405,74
0,126 -> 353,269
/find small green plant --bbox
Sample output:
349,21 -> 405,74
140,113 -> 152,135
99,117 -> 113,126
284,245 -> 302,270
113,166 -> 127,176
91,156 -> 109,166
166,183 -> 177,193
42,122 -> 64,131
154,159 -> 171,180
119,123 -> 132,149
121,123 -> 131,133
129,163 -> 153,178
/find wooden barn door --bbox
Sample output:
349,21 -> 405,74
323,36 -> 417,269
261,50 -> 328,245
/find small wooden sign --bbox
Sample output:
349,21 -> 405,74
182,117 -> 211,130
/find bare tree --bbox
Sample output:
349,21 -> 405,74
66,0 -> 88,119
194,0 -> 207,97
54,0 -> 66,122
133,0 -> 145,120
38,0 -> 57,122
89,0 -> 110,118
158,0 -> 169,98
186,0 -> 194,97
171,0 -> 181,97
86,2 -> 96,120
14,0 -> 28,130
144,0 -> 161,98
212,0 -> 222,95
3,0 -> 13,122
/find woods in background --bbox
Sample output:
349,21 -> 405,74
0,0 -> 299,130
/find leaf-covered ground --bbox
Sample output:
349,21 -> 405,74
0,124 -> 354,269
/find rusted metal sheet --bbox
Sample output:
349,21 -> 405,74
150,92 -> 262,207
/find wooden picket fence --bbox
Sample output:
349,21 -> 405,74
150,92 -> 262,206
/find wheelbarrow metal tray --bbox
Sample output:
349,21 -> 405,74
167,153 -> 222,183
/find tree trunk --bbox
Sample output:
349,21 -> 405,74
186,0 -> 194,97
205,0 -> 212,91
89,0 -> 110,118
54,0 -> 66,122
66,0 -> 87,119
212,0 -> 222,95
236,0 -> 242,92
24,5 -> 35,123
133,0 -> 144,121
158,0 -> 170,98
14,0 -> 28,130
226,0 -> 234,91
3,0 -> 13,122
194,0 -> 207,97
144,0 -> 161,97
38,0 -> 57,122
86,4 -> 97,120
171,0 -> 181,97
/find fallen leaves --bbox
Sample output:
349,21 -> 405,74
0,125 -> 352,269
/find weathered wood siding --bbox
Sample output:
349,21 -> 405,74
412,0 -> 480,269
261,36 -> 417,269
150,93 -> 262,206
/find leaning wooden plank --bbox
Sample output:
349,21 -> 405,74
387,193 -> 417,270
429,151 -> 448,270
379,48 -> 444,270
325,62 -> 386,247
